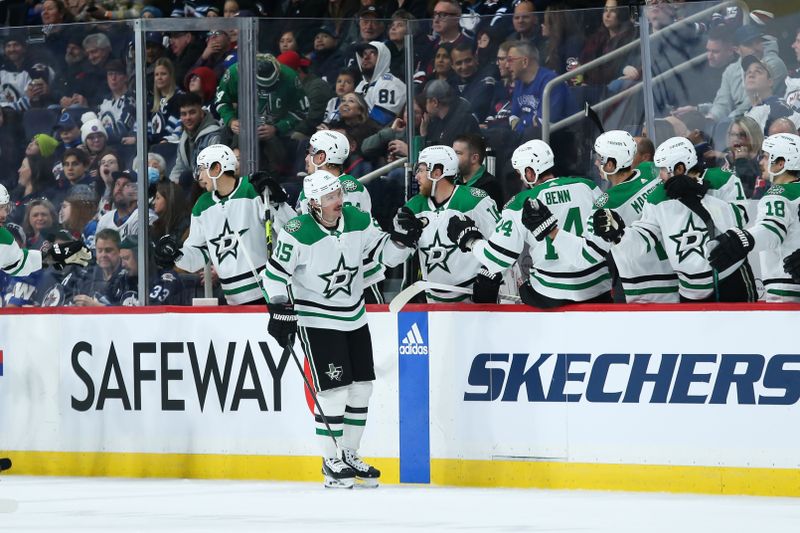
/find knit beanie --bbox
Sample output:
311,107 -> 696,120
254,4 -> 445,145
81,119 -> 108,144
34,133 -> 58,158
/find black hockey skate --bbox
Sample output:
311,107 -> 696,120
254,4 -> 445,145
322,457 -> 355,489
341,448 -> 380,488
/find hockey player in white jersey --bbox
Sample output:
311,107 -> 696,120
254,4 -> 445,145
355,41 -> 406,126
383,145 -> 502,303
554,130 -> 678,302
153,144 -> 269,305
447,140 -> 612,307
262,170 -> 407,488
0,184 -> 90,275
594,137 -> 756,302
269,130 -> 385,302
708,133 -> 800,302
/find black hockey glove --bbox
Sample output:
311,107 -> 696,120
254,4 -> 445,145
41,240 -> 91,270
250,171 -> 289,204
783,249 -> 800,284
664,174 -> 709,201
154,234 -> 183,269
521,198 -> 557,241
267,302 -> 297,348
446,214 -> 482,253
592,209 -> 625,244
472,267 -> 502,304
707,228 -> 754,271
391,206 -> 423,247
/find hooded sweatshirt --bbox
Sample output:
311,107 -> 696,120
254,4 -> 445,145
355,41 -> 407,126
169,111 -> 222,183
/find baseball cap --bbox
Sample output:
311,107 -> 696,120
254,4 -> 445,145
423,79 -> 454,100
277,50 -> 311,71
358,5 -> 383,18
145,32 -> 164,46
55,109 -> 80,131
742,55 -> 775,78
734,24 -> 763,46
316,25 -> 338,39
355,42 -> 379,55
105,59 -> 126,73
112,170 -> 138,183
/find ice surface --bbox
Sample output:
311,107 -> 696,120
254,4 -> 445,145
1,476 -> 798,532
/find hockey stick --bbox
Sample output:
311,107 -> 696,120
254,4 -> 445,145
584,102 -> 605,134
228,226 -> 343,453
284,336 -> 342,454
388,280 -> 521,313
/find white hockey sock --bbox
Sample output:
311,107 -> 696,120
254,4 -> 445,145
342,381 -> 372,451
316,386 -> 348,458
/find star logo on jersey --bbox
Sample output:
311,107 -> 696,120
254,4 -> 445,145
318,255 -> 359,298
209,219 -> 249,263
325,363 -> 343,382
419,232 -> 459,274
668,216 -> 708,262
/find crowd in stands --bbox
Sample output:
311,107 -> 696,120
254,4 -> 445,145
0,0 -> 799,306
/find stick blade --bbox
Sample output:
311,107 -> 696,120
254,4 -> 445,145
388,281 -> 427,313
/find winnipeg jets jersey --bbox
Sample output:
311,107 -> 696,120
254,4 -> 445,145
262,206 -> 405,330
746,181 -> 800,302
177,176 -> 268,305
385,185 -> 500,302
0,227 -> 42,277
355,41 -> 406,125
356,73 -> 406,125
473,177 -> 612,302
613,184 -> 747,301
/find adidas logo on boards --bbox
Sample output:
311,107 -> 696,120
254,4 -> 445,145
399,323 -> 428,355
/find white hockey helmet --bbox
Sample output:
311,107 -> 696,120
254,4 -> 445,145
594,130 -> 636,177
417,145 -> 458,180
0,183 -> 10,219
303,169 -> 342,205
761,133 -> 800,178
309,130 -> 350,167
196,144 -> 237,191
511,140 -> 555,188
653,136 -> 698,176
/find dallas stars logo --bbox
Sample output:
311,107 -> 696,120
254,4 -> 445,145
419,232 -> 458,274
325,363 -> 343,381
209,220 -> 249,263
668,216 -> 708,262
319,255 -> 359,298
